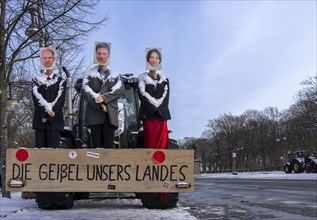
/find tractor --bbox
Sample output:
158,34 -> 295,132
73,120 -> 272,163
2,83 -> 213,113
60,69 -> 184,208
5,68 -> 193,210
283,150 -> 317,173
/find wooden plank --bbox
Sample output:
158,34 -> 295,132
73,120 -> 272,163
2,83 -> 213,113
6,148 -> 194,192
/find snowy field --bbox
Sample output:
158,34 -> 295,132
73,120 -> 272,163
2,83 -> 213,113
1,171 -> 316,220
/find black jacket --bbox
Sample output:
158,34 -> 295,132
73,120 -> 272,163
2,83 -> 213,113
138,72 -> 171,121
32,73 -> 66,131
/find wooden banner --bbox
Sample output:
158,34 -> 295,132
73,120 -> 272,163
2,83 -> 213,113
6,148 -> 194,192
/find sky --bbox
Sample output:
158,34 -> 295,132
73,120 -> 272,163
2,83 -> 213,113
82,0 -> 317,140
1,172 -> 316,219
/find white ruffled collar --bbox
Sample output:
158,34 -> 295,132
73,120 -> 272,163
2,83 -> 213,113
34,73 -> 58,86
139,71 -> 167,85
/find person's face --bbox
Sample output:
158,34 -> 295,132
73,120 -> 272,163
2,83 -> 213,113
148,51 -> 160,67
41,49 -> 55,68
96,47 -> 109,64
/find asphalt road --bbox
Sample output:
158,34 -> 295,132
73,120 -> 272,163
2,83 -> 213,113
179,176 -> 317,220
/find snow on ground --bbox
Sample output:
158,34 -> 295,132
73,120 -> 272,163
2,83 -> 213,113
0,192 -> 196,220
198,171 -> 317,180
1,171 -> 316,219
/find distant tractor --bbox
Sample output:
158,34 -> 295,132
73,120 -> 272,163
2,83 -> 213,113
283,150 -> 317,173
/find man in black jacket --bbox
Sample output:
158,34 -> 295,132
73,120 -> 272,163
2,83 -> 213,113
32,65 -> 66,148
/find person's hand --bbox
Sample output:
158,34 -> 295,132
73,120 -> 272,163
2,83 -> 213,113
96,96 -> 104,104
101,104 -> 107,112
48,111 -> 55,117
42,118 -> 47,123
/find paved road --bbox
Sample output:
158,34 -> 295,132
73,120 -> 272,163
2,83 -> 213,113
179,176 -> 317,219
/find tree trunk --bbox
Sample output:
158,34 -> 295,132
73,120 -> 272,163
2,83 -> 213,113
0,81 -> 10,198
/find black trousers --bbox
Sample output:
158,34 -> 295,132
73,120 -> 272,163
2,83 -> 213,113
90,113 -> 115,148
35,130 -> 61,148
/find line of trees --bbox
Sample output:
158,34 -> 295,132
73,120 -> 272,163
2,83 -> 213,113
179,74 -> 317,173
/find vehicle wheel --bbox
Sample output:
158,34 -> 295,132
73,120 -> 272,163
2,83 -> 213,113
135,193 -> 144,199
283,164 -> 292,173
141,193 -> 178,209
74,192 -> 90,200
292,161 -> 303,173
36,192 -> 74,210
309,162 -> 317,173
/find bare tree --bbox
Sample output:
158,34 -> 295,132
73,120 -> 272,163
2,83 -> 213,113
283,74 -> 317,151
7,62 -> 34,149
0,0 -> 107,198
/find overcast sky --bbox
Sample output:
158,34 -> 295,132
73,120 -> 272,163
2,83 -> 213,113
83,0 -> 316,140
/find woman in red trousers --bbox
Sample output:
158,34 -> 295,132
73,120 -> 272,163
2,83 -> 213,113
138,48 -> 171,149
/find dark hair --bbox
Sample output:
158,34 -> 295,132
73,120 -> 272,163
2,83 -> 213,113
95,42 -> 110,54
146,49 -> 161,63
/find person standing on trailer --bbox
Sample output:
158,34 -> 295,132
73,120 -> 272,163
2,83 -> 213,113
138,48 -> 171,149
32,47 -> 66,148
81,42 -> 124,148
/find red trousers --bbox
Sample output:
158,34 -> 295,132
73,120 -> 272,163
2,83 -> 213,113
142,118 -> 168,149
143,118 -> 169,201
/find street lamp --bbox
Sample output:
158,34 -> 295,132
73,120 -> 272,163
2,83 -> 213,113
276,135 -> 287,170
232,148 -> 237,175
25,1 -> 46,48
25,7 -> 41,42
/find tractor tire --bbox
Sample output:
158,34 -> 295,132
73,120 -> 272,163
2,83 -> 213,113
36,192 -> 74,210
283,164 -> 292,173
292,161 -> 303,173
74,192 -> 90,200
141,193 -> 178,209
135,193 -> 144,199
309,161 -> 317,173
